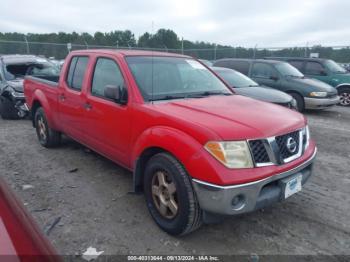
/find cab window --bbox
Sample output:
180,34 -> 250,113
66,56 -> 89,91
91,58 -> 125,98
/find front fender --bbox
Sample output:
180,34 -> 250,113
132,126 -> 225,191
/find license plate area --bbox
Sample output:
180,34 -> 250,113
280,174 -> 302,199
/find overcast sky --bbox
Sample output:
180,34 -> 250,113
1,0 -> 349,47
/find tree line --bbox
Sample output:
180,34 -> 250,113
1,29 -> 350,62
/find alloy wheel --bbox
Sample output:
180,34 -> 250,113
339,92 -> 350,106
151,170 -> 178,219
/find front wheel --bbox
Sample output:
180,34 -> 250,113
34,107 -> 61,148
289,93 -> 305,112
144,153 -> 203,235
338,87 -> 350,106
0,96 -> 20,119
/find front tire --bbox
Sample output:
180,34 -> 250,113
34,107 -> 61,148
338,87 -> 350,106
290,93 -> 305,112
144,153 -> 203,235
0,96 -> 20,119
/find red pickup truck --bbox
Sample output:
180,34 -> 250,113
24,50 -> 317,235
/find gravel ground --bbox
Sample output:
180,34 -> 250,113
0,106 -> 349,258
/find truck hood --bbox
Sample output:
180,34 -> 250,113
6,79 -> 24,92
154,95 -> 305,140
287,77 -> 337,94
234,86 -> 292,104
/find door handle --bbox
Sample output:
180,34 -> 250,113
59,94 -> 66,101
83,102 -> 92,110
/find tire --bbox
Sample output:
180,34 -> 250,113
289,93 -> 305,112
144,152 -> 203,235
338,87 -> 350,106
34,107 -> 61,148
0,96 -> 20,120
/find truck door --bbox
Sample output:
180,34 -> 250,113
83,56 -> 132,166
58,55 -> 90,141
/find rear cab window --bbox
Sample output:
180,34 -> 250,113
66,56 -> 89,91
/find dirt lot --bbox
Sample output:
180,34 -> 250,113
0,106 -> 349,258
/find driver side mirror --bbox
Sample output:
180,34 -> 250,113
104,84 -> 128,105
269,75 -> 279,81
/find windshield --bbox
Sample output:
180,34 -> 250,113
126,56 -> 231,101
214,69 -> 258,88
324,60 -> 347,74
275,62 -> 304,78
4,60 -> 60,81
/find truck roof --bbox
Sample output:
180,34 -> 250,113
70,49 -> 190,58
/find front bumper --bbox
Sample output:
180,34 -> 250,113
192,148 -> 317,215
304,96 -> 340,109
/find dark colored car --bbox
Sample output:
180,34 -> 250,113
212,66 -> 296,109
213,58 -> 339,112
267,57 -> 350,106
0,55 -> 59,119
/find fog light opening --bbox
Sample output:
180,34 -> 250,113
231,194 -> 246,211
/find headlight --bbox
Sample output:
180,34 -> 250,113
309,92 -> 327,97
11,90 -> 25,98
205,141 -> 253,169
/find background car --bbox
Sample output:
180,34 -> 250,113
0,55 -> 60,119
267,57 -> 350,107
213,58 -> 339,112
211,66 -> 296,109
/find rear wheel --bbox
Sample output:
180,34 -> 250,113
144,153 -> 202,235
338,87 -> 350,106
289,93 -> 305,112
34,107 -> 61,148
0,96 -> 20,119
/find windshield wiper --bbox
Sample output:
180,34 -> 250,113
150,95 -> 186,101
187,91 -> 232,97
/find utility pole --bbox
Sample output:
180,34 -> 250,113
253,44 -> 257,59
181,37 -> 184,54
304,42 -> 309,57
24,36 -> 29,54
214,44 -> 217,60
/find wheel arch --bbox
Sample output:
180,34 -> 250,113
132,126 -> 204,193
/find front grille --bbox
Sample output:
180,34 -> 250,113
249,140 -> 270,164
275,130 -> 300,159
249,129 -> 305,167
